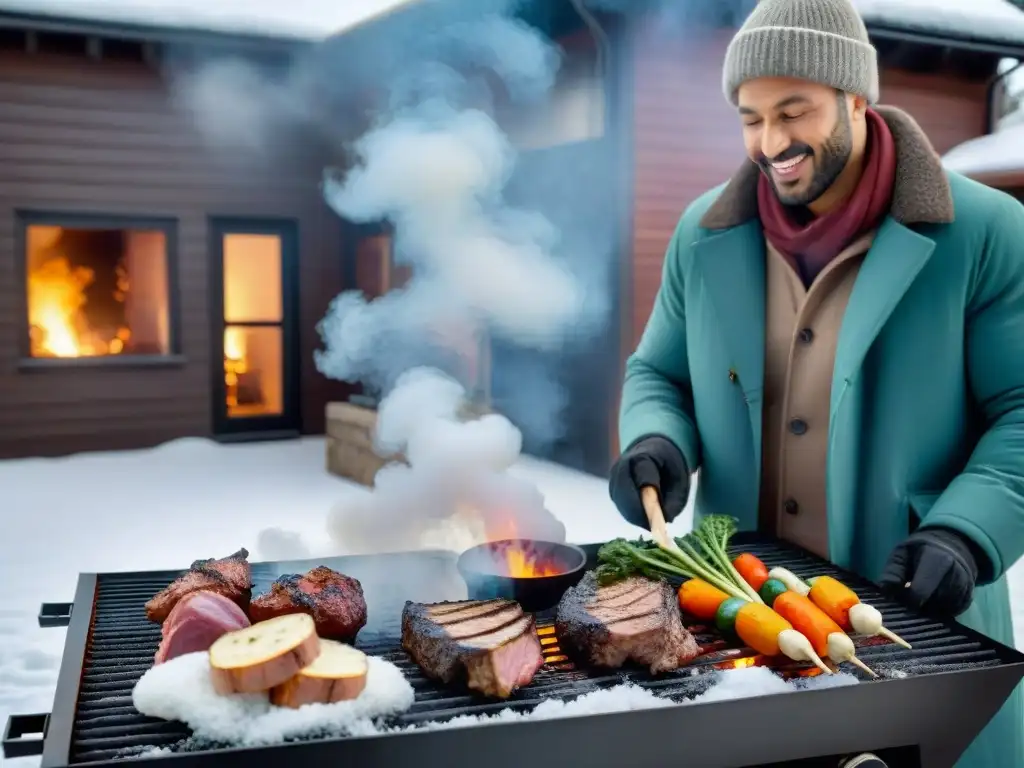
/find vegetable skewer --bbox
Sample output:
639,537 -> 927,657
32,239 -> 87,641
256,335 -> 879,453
767,567 -> 811,596
717,600 -> 832,674
808,576 -> 912,650
733,553 -> 770,591
678,578 -> 731,620
771,591 -> 877,677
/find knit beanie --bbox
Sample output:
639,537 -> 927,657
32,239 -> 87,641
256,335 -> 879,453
723,0 -> 879,105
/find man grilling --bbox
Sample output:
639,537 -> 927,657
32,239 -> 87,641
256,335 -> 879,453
607,0 -> 1024,764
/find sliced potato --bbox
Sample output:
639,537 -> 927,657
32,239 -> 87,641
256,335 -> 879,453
208,613 -> 320,694
270,640 -> 369,708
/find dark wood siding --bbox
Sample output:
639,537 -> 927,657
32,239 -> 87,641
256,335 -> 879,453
879,68 -> 987,155
627,24 -> 741,349
0,48 -> 347,458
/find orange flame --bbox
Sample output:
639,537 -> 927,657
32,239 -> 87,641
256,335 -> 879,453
486,519 -> 564,578
27,256 -> 131,358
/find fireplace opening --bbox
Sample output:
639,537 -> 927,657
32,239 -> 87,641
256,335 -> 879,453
24,223 -> 171,359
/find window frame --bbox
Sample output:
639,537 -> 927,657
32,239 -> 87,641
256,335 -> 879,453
15,209 -> 183,370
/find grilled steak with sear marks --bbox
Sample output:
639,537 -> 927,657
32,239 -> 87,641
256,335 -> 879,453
555,572 -> 700,674
249,565 -> 367,641
145,548 -> 252,624
402,599 -> 544,699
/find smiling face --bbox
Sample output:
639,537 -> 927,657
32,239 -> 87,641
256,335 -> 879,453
737,78 -> 867,210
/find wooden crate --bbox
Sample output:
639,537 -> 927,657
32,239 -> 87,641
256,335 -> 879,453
324,399 -> 492,486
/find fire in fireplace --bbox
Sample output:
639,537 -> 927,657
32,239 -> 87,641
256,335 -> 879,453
24,224 -> 170,359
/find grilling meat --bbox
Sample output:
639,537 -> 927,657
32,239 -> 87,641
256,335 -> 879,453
402,599 -> 544,699
249,566 -> 367,642
556,572 -> 701,675
145,548 -> 252,624
154,590 -> 251,664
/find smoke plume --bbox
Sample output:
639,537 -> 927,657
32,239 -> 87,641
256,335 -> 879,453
165,0 -> 622,557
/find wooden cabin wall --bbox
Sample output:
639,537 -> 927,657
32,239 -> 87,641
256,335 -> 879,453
0,46 -> 346,459
878,68 -> 987,154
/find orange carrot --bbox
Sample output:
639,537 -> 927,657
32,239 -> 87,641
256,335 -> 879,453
808,575 -> 911,650
678,579 -> 730,620
733,553 -> 770,591
775,591 -> 878,677
734,603 -> 832,674
807,575 -> 860,629
774,591 -> 843,658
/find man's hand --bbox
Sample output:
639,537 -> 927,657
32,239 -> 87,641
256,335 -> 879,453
609,436 -> 689,530
878,528 -> 980,619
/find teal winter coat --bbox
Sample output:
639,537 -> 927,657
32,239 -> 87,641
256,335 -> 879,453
619,107 -> 1024,767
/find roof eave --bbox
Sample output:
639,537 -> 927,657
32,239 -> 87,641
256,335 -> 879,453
866,23 -> 1024,59
0,9 -> 317,53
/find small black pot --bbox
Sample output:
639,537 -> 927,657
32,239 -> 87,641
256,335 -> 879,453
456,539 -> 587,613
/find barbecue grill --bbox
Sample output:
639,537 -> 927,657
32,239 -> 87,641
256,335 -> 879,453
5,534 -> 1023,768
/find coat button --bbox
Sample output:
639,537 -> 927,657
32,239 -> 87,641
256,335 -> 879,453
797,327 -> 814,344
784,498 -> 799,515
789,418 -> 808,435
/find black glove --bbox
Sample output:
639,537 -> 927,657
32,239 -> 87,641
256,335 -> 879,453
878,527 -> 980,619
609,436 -> 690,530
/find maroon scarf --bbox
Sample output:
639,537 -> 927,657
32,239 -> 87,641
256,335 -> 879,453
757,108 -> 897,286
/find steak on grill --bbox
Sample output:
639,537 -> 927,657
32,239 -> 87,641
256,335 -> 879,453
249,566 -> 367,641
555,572 -> 701,674
154,590 -> 251,664
145,548 -> 253,624
402,599 -> 544,699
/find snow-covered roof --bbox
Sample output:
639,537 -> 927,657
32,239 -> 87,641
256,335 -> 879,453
0,0 -> 416,41
942,122 -> 1024,183
854,0 -> 1024,49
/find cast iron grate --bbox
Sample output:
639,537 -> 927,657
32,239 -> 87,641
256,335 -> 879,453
63,537 -> 1014,763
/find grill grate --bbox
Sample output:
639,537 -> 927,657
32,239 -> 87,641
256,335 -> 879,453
37,536 -> 1020,765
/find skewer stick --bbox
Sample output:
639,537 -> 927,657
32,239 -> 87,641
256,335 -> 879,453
640,485 -> 682,554
877,626 -> 912,650
846,655 -> 878,678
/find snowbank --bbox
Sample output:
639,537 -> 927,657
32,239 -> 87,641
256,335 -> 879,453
942,123 -> 1024,179
0,0 -> 414,40
855,0 -> 1024,46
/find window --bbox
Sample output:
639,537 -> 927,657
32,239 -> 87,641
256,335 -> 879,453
21,214 -> 176,361
221,232 -> 286,418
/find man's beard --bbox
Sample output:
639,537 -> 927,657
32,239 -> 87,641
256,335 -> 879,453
761,101 -> 853,207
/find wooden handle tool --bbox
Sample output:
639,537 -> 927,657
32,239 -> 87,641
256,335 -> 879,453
640,486 -> 681,553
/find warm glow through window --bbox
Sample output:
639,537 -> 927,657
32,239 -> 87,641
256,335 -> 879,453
25,224 -> 171,359
222,234 -> 284,418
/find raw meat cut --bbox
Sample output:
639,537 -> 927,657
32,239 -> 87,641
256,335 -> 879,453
401,599 -> 544,699
555,572 -> 701,674
145,548 -> 252,624
154,590 -> 251,664
249,565 -> 367,641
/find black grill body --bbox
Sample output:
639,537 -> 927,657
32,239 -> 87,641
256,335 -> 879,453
5,534 -> 1023,768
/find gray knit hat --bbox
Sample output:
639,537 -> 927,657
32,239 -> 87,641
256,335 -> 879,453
723,0 -> 879,105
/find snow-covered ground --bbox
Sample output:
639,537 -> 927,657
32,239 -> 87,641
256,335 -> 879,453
1,437 -> 1022,766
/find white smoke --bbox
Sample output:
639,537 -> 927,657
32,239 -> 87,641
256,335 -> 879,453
313,15 -> 595,555
162,5 -> 608,558
325,368 -> 565,555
